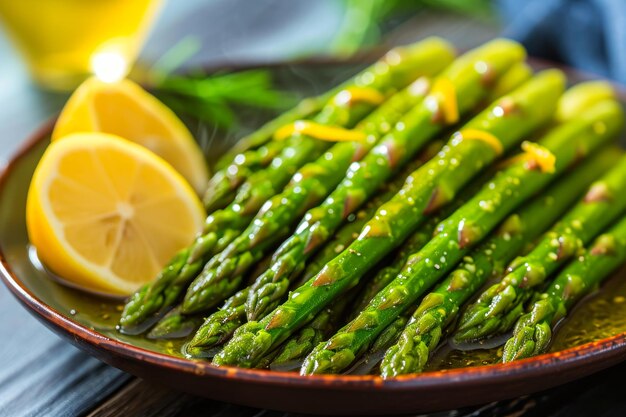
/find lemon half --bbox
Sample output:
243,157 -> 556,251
52,77 -> 209,194
27,132 -> 205,295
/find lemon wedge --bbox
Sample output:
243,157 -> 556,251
27,132 -> 205,295
52,77 -> 209,194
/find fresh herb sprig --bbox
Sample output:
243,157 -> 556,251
154,69 -> 296,130
141,37 -> 296,130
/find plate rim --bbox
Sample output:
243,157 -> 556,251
2,116 -> 626,395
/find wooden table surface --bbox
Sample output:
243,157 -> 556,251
2,2 -> 626,416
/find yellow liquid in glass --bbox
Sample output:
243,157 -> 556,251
0,0 -> 162,90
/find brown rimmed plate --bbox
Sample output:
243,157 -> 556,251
2,59 -> 626,416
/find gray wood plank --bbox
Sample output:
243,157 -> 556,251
0,285 -> 130,417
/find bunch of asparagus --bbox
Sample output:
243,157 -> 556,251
118,37 -> 626,376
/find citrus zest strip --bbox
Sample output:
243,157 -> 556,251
429,78 -> 459,124
455,128 -> 504,155
521,141 -> 556,173
274,120 -> 367,142
332,87 -> 386,107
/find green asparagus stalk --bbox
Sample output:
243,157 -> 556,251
212,70 -> 564,369
361,156 -> 583,373
270,163 -> 460,368
187,237 -> 356,360
185,143 -> 444,356
204,140 -> 285,212
146,306 -> 203,340
230,150 -> 442,364
380,146 -> 622,376
300,194 -> 395,286
240,39 -> 528,321
118,40 -> 448,334
301,98 -> 623,375
484,62 -> 533,104
214,97 -> 324,171
350,229 -> 436,318
455,146 -> 626,343
348,162 -> 502,321
185,288 -> 250,357
345,166 -> 507,372
182,74 -> 441,315
268,174 -> 454,369
271,299 -> 411,373
371,315 -> 413,358
555,81 -> 616,123
268,291 -> 355,370
347,189 -> 497,372
213,38 -> 455,171
503,214 -> 626,362
299,139 -> 447,286
349,148 -> 515,323
149,254 -> 274,342
206,38 -> 456,211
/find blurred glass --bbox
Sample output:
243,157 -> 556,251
0,0 -> 162,91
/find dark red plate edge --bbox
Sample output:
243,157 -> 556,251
2,117 -> 626,393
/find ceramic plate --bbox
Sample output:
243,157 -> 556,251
2,60 -> 626,415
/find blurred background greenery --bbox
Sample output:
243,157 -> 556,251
140,0 -> 496,130
0,0 -> 622,156
328,0 -> 492,56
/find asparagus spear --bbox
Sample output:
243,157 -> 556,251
212,70 -> 564,369
214,97 -> 324,171
555,80 -> 616,123
268,290 -> 355,370
146,108 -> 442,344
456,146 -> 626,343
214,38 -> 455,171
349,169 -> 497,320
350,229 -> 436,317
146,306 -> 203,340
295,141 -> 449,286
206,38 -> 456,211
185,288 -> 249,357
204,140 -> 285,212
148,254 -> 273,342
301,140 -> 452,288
239,40 -> 528,321
300,98 -> 622,375
267,161 -> 452,369
483,62 -> 533,105
299,189 -> 398,285
380,146 -> 621,376
348,160 -> 505,322
345,170 -> 505,371
503,214 -> 626,362
369,314 -> 413,358
185,144 -> 443,355
182,74 -> 439,315
118,41 -> 445,333
268,153 -> 475,368
190,149 -> 440,358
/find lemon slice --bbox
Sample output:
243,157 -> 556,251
27,132 -> 205,295
52,77 -> 209,194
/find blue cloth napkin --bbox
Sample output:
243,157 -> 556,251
498,0 -> 626,84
